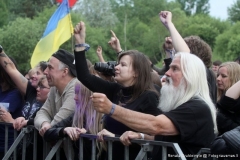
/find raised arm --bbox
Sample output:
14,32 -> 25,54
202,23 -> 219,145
108,30 -> 123,55
225,80 -> 240,99
0,49 -> 28,94
159,11 -> 190,53
96,46 -> 105,62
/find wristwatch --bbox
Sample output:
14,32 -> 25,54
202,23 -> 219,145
0,45 -> 3,53
75,43 -> 90,51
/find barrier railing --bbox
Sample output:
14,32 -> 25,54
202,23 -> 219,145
1,123 -> 221,160
78,133 -> 187,160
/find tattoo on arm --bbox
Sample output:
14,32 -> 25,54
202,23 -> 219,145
4,61 -> 12,68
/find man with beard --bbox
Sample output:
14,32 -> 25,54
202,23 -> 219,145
91,10 -> 217,159
91,52 -> 217,159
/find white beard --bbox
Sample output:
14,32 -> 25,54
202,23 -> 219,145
158,77 -> 186,112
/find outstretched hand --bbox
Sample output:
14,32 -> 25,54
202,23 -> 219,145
91,93 -> 112,114
108,30 -> 122,53
159,11 -> 172,29
74,21 -> 86,44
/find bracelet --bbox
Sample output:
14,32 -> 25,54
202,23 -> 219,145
108,103 -> 116,116
75,43 -> 90,51
117,50 -> 124,55
139,133 -> 144,140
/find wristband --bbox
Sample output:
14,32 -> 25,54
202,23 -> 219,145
75,43 -> 90,51
117,50 -> 124,55
139,133 -> 144,140
108,103 -> 116,116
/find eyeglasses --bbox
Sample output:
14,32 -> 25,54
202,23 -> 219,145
37,84 -> 50,90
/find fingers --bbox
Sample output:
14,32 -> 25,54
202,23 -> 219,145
110,30 -> 117,38
120,134 -> 131,146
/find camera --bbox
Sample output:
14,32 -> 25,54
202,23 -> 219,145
0,45 -> 3,53
94,61 -> 117,76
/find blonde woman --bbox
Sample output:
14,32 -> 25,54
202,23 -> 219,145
216,62 -> 240,135
216,62 -> 240,101
44,81 -> 106,159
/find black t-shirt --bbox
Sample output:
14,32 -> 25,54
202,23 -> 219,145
217,95 -> 240,135
152,97 -> 215,160
22,82 -> 42,120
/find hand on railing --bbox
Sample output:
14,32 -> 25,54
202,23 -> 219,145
97,129 -> 115,142
13,117 -> 28,131
64,127 -> 86,141
120,131 -> 141,146
39,122 -> 51,136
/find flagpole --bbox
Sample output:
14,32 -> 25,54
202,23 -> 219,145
66,0 -> 74,53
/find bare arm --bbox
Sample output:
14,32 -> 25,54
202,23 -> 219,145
112,106 -> 179,136
91,93 -> 179,136
225,80 -> 240,99
0,51 -> 28,94
96,46 -> 105,62
159,11 -> 190,53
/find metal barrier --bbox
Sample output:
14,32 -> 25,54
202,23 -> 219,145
1,123 -> 222,160
79,133 -> 187,160
1,124 -> 73,160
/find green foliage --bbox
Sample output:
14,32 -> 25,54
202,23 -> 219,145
73,0 -> 118,28
0,0 -> 9,27
176,0 -> 210,16
132,0 -> 168,23
227,0 -> 240,23
214,22 -> 240,61
0,18 -> 43,73
0,0 -> 236,67
182,14 -> 230,49
5,0 -> 52,20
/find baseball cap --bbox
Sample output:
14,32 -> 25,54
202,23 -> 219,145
52,49 -> 76,77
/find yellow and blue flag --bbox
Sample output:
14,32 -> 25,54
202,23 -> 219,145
30,0 -> 73,68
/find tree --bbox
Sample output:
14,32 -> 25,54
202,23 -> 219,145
0,0 -> 9,27
227,0 -> 240,23
181,14 -> 230,49
5,0 -> 52,21
176,0 -> 210,16
73,0 -> 118,28
0,18 -> 44,73
214,22 -> 240,61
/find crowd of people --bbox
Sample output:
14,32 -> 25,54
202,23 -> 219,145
0,10 -> 240,160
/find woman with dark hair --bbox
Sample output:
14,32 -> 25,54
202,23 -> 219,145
0,60 -> 24,159
74,21 -> 161,160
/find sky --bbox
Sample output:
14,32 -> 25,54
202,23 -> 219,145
209,0 -> 235,20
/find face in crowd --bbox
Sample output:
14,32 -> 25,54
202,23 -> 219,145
216,66 -> 229,91
212,65 -> 220,74
30,67 -> 45,88
36,77 -> 50,103
44,57 -> 67,87
216,62 -> 240,92
114,55 -> 136,87
158,56 -> 186,112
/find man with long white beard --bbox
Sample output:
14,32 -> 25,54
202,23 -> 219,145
91,52 -> 218,160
